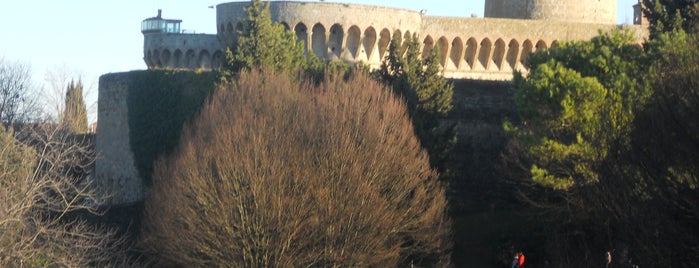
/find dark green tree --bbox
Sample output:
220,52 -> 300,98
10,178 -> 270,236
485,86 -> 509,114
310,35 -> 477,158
508,29 -> 649,191
61,79 -> 88,133
224,0 -> 304,76
643,0 -> 699,36
377,32 -> 455,168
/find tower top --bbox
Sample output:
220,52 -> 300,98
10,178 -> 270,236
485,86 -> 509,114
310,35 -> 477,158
484,0 -> 617,25
141,10 -> 182,34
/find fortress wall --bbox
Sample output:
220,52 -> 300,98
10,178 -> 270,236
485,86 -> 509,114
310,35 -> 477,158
143,33 -> 223,69
95,72 -> 145,206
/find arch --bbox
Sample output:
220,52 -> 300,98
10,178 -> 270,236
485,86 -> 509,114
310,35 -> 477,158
212,50 -> 224,69
227,22 -> 234,34
328,23 -> 344,59
362,27 -> 377,61
184,49 -> 196,69
161,49 -> 171,67
465,37 -> 478,70
402,31 -> 412,55
550,40 -> 559,48
280,21 -> 290,31
436,36 -> 449,68
236,21 -> 244,33
220,24 -> 225,35
535,40 -> 548,52
450,37 -> 464,70
493,39 -> 506,71
173,49 -> 183,68
505,39 -> 520,71
378,28 -> 391,60
294,23 -> 309,55
520,40 -> 533,67
198,50 -> 211,69
478,38 -> 493,70
153,49 -> 161,67
422,35 -> 434,59
393,30 -> 403,56
146,50 -> 153,67
312,23 -> 327,58
346,25 -> 361,60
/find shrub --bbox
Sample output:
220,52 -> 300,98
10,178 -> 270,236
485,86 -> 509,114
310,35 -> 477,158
140,69 -> 451,267
0,125 -> 131,267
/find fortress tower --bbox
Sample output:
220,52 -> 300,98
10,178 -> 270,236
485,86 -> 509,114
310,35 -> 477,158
484,0 -> 617,25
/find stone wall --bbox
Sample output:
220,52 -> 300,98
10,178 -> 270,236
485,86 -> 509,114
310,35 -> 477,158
484,0 -> 617,25
94,73 -> 145,206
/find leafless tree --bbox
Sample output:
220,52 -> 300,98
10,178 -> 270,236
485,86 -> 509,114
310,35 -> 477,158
0,58 -> 41,127
0,124 -> 133,267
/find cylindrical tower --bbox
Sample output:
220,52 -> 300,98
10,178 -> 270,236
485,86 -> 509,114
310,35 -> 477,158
484,0 -> 617,25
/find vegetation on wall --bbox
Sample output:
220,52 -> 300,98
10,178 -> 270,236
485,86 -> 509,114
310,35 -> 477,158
127,70 -> 218,186
140,69 -> 451,267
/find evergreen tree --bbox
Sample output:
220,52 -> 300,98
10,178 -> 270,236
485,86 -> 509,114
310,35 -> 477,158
61,80 -> 88,133
225,0 -> 304,77
377,32 -> 455,168
643,0 -> 699,36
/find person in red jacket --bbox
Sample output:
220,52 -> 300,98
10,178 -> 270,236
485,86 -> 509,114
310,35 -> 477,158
518,251 -> 525,268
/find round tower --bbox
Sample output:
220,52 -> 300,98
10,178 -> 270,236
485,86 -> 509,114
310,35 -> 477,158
484,0 -> 617,25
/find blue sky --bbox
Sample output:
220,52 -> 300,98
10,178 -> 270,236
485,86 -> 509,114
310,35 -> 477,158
0,0 -> 638,121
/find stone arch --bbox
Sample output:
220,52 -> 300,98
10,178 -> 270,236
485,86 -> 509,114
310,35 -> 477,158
493,39 -> 506,71
520,40 -> 533,67
535,40 -> 548,52
378,28 -> 391,61
450,37 -> 464,70
153,49 -> 161,67
362,27 -> 377,62
173,49 -> 183,68
161,49 -> 171,67
436,36 -> 449,68
346,25 -> 361,60
236,21 -> 244,33
422,35 -> 434,59
294,23 -> 309,55
198,50 -> 211,69
227,22 -> 234,34
312,23 -> 327,58
551,40 -> 559,48
220,24 -> 225,35
478,38 -> 493,70
146,50 -> 153,67
212,50 -> 224,69
465,37 -> 478,70
505,39 -> 520,71
328,24 -> 344,59
280,22 -> 290,31
185,49 -> 197,69
402,31 -> 412,55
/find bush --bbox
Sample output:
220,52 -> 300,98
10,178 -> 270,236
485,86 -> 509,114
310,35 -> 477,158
0,125 -> 131,267
140,69 -> 451,267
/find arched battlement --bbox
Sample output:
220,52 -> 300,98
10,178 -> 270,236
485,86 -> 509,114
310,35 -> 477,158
142,1 -> 647,81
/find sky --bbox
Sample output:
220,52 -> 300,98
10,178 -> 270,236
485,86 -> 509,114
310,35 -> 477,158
0,0 -> 639,122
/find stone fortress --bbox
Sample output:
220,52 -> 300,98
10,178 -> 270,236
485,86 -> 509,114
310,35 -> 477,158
142,0 -> 648,80
97,0 -> 649,206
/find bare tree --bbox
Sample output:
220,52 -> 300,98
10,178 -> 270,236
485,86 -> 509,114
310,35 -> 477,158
0,58 -> 40,127
0,124 -> 132,267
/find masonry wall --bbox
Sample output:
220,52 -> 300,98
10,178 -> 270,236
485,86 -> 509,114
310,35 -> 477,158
484,0 -> 617,25
95,73 -> 145,206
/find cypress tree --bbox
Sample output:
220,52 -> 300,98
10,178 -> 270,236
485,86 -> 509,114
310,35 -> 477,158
62,79 -> 88,133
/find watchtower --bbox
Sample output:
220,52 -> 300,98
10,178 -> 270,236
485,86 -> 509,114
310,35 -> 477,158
484,0 -> 617,25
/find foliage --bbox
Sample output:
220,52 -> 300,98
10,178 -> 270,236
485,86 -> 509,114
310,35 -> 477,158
224,0 -> 304,77
0,125 -> 131,267
509,29 -> 649,191
377,32 -> 455,168
127,70 -> 218,186
61,79 -> 89,133
140,69 -> 451,267
643,0 -> 699,36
